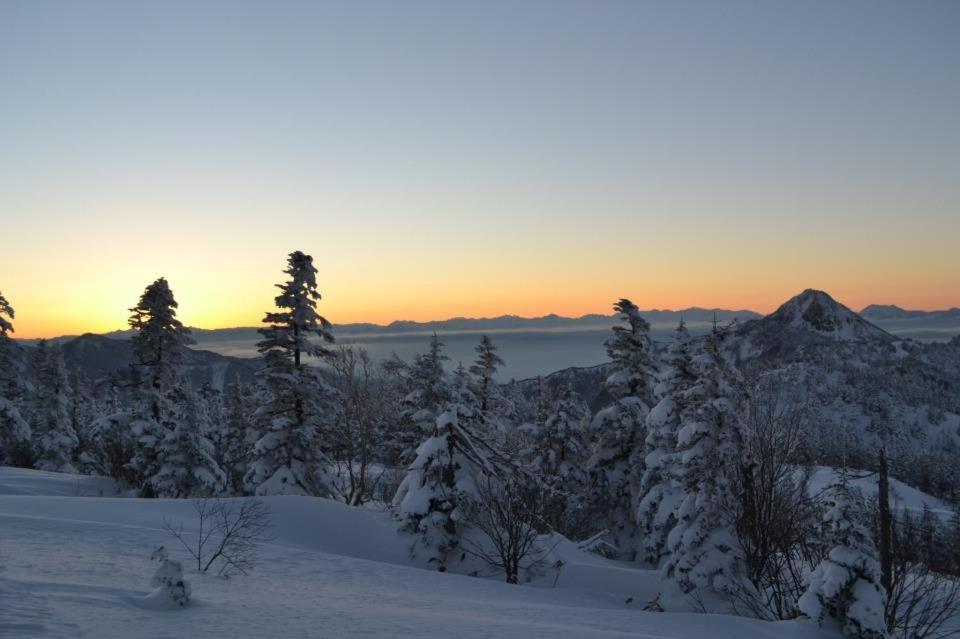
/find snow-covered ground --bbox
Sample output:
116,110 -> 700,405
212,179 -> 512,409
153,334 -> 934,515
0,467 -> 832,638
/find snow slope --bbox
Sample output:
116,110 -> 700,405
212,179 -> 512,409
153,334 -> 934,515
0,467 -> 833,639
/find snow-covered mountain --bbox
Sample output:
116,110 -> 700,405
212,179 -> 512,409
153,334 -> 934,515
734,289 -> 894,362
517,290 -> 960,498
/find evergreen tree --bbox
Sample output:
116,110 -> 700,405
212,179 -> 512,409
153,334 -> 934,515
396,334 -> 451,465
151,385 -> 227,497
527,385 -> 590,536
586,299 -> 658,559
393,402 -> 491,572
0,290 -> 31,466
29,341 -> 78,473
799,480 -> 888,639
86,392 -> 138,483
71,369 -> 97,472
245,251 -> 334,497
220,375 -> 255,493
637,319 -> 695,566
469,335 -> 505,420
604,299 -> 658,405
664,324 -> 742,593
128,277 -> 194,421
127,278 -> 194,494
0,291 -> 14,336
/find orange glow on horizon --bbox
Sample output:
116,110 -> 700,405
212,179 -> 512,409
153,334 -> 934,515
8,279 -> 959,340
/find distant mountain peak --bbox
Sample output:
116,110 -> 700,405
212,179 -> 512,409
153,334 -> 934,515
767,289 -> 890,339
735,290 -> 893,361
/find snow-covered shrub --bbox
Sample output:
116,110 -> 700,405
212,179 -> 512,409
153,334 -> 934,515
799,482 -> 888,639
461,474 -> 554,584
148,546 -> 191,608
162,499 -> 271,575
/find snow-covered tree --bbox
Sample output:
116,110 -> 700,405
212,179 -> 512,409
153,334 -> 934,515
664,324 -> 743,593
128,277 -> 194,421
151,385 -> 227,498
0,290 -> 14,336
636,319 -> 695,566
70,369 -> 98,471
220,375 -> 255,493
470,335 -> 505,420
85,402 -> 138,483
0,290 -> 31,466
393,403 -> 493,572
245,251 -> 335,497
395,335 -> 451,465
605,298 -> 658,405
29,341 -> 78,473
586,299 -> 658,559
128,278 -> 194,494
799,481 -> 888,639
526,385 -> 590,536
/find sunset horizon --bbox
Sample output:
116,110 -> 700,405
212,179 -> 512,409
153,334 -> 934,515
7,267 -> 959,340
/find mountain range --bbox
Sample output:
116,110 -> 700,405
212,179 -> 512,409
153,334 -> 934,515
15,291 -> 960,385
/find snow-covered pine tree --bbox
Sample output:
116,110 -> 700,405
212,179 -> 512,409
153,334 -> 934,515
586,298 -> 658,559
151,385 -> 227,498
636,319 -> 695,566
393,402 -> 493,572
29,341 -> 78,473
127,278 -> 194,494
798,479 -> 888,639
0,290 -> 31,467
469,335 -> 505,422
70,368 -> 98,472
0,290 -> 13,336
220,375 -> 255,493
664,323 -> 743,594
528,384 -> 590,536
85,392 -> 138,483
396,334 -> 451,465
245,251 -> 335,497
128,277 -> 194,421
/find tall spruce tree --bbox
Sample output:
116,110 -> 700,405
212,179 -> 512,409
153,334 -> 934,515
664,323 -> 743,593
636,319 -> 695,566
127,278 -> 194,495
469,335 -> 505,420
245,251 -> 334,497
30,341 -> 78,473
0,290 -> 31,466
396,335 -> 451,465
586,298 -> 658,560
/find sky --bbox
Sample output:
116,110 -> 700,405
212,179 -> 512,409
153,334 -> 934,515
1,1 -> 958,339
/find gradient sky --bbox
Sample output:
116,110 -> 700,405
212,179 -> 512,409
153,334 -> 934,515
2,1 -> 958,338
